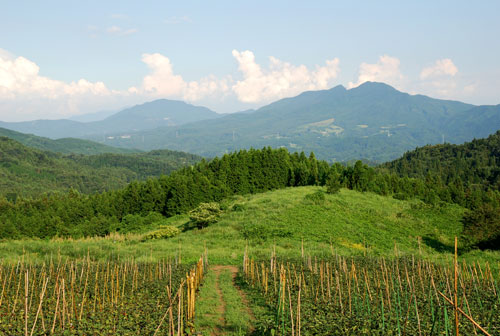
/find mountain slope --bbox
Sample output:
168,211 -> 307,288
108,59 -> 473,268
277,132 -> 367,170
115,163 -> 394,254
0,127 -> 137,155
95,82 -> 489,162
382,130 -> 500,190
0,137 -> 201,198
0,99 -> 220,139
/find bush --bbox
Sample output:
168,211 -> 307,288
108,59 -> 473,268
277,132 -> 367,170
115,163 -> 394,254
142,225 -> 180,241
189,202 -> 222,229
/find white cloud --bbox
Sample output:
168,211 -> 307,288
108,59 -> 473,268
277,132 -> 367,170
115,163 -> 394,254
348,55 -> 403,89
0,53 -> 110,99
231,50 -> 340,103
418,58 -> 459,97
420,59 -> 458,80
0,52 -> 122,120
137,53 -> 230,101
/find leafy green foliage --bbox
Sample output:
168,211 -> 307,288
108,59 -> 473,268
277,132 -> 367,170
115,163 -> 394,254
243,255 -> 500,335
462,204 -> 500,249
0,259 -> 194,335
0,144 -> 480,241
0,136 -> 201,198
326,171 -> 341,194
384,130 -> 500,248
113,212 -> 164,233
142,225 -> 180,240
189,202 -> 222,229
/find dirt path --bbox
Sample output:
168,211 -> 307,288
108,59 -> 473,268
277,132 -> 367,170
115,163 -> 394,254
208,265 -> 254,335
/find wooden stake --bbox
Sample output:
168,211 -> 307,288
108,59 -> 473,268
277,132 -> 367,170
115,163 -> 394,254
439,292 -> 491,336
455,237 -> 459,336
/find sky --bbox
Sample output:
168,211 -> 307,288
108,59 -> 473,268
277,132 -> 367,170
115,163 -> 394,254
1,0 -> 499,121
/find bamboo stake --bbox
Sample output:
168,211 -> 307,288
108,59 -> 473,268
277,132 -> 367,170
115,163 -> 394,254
455,237 -> 459,336
30,277 -> 49,336
24,269 -> 28,336
439,292 -> 491,336
51,281 -> 61,334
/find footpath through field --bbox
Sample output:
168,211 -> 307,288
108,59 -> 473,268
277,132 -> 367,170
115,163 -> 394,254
195,265 -> 255,335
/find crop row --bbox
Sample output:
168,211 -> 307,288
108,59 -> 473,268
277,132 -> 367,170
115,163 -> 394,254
243,248 -> 500,335
0,254 -> 206,335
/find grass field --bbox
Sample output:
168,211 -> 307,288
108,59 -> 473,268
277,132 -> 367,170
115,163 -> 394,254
2,186 -> 497,266
0,186 -> 497,269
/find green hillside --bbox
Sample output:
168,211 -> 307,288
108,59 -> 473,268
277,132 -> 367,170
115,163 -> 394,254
383,130 -> 500,191
0,127 -> 137,155
2,186 -> 494,266
90,82 -> 500,162
0,137 -> 201,198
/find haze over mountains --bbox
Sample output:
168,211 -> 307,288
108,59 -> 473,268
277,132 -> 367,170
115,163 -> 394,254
1,82 -> 499,162
0,100 -> 219,139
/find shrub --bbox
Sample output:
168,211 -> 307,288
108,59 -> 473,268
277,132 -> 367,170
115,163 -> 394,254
189,202 -> 222,229
142,225 -> 181,241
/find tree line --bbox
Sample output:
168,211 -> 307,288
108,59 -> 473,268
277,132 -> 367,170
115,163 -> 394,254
0,144 -> 498,248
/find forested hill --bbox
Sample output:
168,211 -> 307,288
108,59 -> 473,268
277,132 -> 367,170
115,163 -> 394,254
86,82 -> 500,162
0,137 -> 201,199
382,130 -> 500,191
0,127 -> 137,155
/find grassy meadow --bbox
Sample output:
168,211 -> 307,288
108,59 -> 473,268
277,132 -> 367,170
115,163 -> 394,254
0,186 -> 497,267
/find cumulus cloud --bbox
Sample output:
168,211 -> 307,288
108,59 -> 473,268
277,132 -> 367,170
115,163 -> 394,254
418,58 -> 459,96
348,55 -> 403,89
0,53 -> 110,99
0,51 -> 123,120
231,50 -> 340,103
137,53 -> 230,101
420,59 -> 458,80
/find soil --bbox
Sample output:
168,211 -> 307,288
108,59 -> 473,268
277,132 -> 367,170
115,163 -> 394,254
208,265 -> 254,336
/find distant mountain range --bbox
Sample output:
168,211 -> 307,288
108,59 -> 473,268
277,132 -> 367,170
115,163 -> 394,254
1,82 -> 499,162
0,99 -> 219,139
0,127 -> 137,155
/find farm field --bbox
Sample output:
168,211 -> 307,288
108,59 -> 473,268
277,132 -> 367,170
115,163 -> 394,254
0,255 -> 206,335
0,187 -> 499,335
241,252 -> 500,335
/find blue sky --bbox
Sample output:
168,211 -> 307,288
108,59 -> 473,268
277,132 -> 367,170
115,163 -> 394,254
1,0 -> 499,121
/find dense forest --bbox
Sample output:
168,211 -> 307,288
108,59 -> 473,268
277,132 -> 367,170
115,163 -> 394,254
1,143 -> 498,249
382,130 -> 500,191
0,137 -> 201,198
383,131 -> 500,248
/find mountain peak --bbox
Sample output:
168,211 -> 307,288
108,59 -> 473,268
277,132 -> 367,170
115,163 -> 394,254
354,81 -> 398,91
